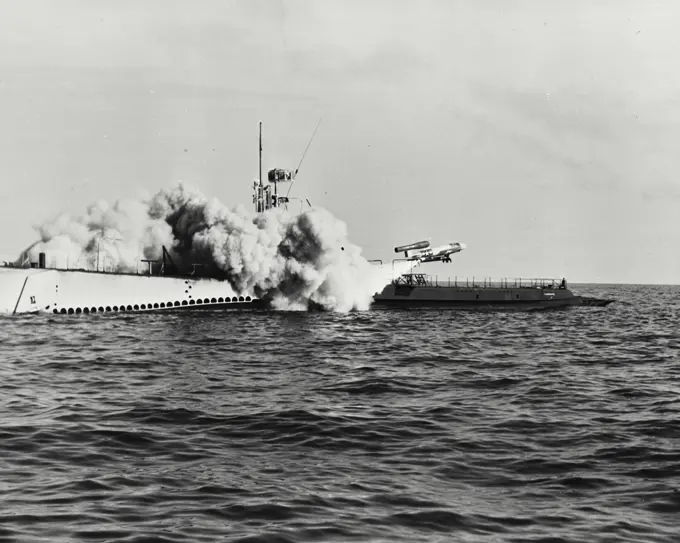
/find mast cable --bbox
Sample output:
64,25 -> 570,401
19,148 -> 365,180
287,117 -> 323,198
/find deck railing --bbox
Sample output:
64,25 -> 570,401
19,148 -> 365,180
2,255 -> 128,274
2,254 -> 190,278
396,274 -> 566,289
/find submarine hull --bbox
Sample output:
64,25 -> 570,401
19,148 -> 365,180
0,267 -> 259,315
372,282 -> 584,310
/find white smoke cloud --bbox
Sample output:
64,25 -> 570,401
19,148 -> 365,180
19,182 -> 399,312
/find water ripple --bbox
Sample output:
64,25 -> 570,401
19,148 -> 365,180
1,284 -> 679,542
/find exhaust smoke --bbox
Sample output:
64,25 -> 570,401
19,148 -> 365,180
20,182 -> 396,312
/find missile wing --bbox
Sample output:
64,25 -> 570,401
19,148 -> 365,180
394,240 -> 430,257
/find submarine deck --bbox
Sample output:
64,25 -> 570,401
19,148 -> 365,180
372,273 -> 607,309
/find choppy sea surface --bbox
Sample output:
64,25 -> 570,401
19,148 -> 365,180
1,283 -> 679,543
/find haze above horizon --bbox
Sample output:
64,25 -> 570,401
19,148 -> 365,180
0,0 -> 678,285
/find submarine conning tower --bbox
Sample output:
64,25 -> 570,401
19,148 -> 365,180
252,120 -> 316,214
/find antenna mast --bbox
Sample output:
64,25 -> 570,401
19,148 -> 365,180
258,121 -> 263,213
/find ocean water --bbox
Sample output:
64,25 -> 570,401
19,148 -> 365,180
1,283 -> 679,543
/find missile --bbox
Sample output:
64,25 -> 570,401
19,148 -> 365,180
407,242 -> 466,263
394,240 -> 430,256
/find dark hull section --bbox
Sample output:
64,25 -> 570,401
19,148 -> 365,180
372,284 -> 589,311
371,298 -> 582,310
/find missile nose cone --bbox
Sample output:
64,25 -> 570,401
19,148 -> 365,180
459,242 -> 467,250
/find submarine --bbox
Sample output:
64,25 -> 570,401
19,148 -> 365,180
371,239 -> 614,310
0,122 -> 302,316
1,119 -> 613,315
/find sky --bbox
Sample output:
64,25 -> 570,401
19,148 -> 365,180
0,0 -> 678,284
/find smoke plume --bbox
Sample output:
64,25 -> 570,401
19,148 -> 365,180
20,182 -> 401,312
